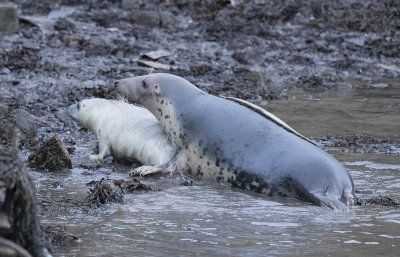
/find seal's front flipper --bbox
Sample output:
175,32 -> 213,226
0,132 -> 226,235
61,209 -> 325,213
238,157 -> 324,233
89,139 -> 110,163
130,150 -> 188,177
314,193 -> 348,210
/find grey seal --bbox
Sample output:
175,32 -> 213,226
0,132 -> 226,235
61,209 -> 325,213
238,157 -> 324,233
116,73 -> 354,210
67,98 -> 175,165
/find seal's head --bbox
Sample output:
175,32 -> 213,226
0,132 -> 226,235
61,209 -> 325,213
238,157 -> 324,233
115,73 -> 205,118
67,98 -> 109,129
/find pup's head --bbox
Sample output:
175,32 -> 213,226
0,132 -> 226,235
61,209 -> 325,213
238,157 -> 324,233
66,98 -> 106,128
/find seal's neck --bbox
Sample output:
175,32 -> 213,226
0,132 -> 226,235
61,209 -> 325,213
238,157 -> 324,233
142,96 -> 187,150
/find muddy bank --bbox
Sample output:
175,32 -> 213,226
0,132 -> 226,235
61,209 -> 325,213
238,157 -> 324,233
1,1 -> 400,256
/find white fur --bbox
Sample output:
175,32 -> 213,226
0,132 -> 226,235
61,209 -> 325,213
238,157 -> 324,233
67,98 -> 175,165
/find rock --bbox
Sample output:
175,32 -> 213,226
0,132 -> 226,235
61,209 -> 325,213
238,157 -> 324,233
10,109 -> 40,139
43,226 -> 79,247
159,11 -> 177,26
232,47 -> 262,65
131,10 -> 160,27
121,0 -> 141,9
356,195 -> 398,206
130,10 -> 177,27
0,108 -> 40,144
85,178 -> 126,206
138,59 -> 170,70
0,67 -> 11,74
0,237 -> 32,257
115,178 -> 157,193
0,141 -> 49,257
142,49 -> 171,60
53,18 -> 75,31
0,2 -> 19,34
84,36 -> 115,56
28,134 -> 72,171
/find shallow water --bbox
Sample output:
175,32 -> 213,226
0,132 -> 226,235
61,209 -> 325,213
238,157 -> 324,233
31,78 -> 400,257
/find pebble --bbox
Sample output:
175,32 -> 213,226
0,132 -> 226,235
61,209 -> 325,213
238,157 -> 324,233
0,2 -> 19,34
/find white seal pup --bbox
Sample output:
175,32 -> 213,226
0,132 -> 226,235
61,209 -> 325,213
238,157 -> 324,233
66,98 -> 175,165
115,73 -> 355,210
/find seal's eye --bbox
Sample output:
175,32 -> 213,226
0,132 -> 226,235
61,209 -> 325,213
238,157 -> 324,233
142,79 -> 149,89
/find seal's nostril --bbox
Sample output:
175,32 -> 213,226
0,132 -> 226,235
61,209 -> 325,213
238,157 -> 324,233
114,81 -> 119,87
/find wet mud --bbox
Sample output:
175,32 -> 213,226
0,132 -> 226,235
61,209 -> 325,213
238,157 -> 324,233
1,0 -> 399,256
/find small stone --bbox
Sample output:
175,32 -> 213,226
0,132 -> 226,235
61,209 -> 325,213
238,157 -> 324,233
43,225 -> 79,247
138,59 -> 170,70
159,11 -> 177,26
232,47 -> 262,65
345,36 -> 365,47
122,0 -> 141,9
0,2 -> 19,34
0,67 -> 11,74
143,50 -> 171,60
54,18 -> 75,31
131,10 -> 160,27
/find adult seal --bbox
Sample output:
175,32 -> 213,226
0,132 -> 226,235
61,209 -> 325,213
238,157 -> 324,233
116,73 -> 354,210
67,98 -> 175,165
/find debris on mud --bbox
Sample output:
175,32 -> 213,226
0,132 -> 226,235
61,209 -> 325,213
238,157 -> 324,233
356,195 -> 399,207
85,178 -> 158,206
114,178 -> 157,193
85,178 -> 126,206
313,134 -> 400,154
28,134 -> 72,171
43,225 -> 79,248
0,133 -> 50,257
0,46 -> 41,70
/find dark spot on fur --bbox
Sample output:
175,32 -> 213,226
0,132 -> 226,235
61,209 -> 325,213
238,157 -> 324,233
215,159 -> 220,167
218,171 -> 223,176
196,165 -> 202,176
202,148 -> 208,155
207,161 -> 210,166
160,100 -> 164,104
216,176 -> 223,183
179,133 -> 185,140
157,108 -> 163,116
165,115 -> 170,119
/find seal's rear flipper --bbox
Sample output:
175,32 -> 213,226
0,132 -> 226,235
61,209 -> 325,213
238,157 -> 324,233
314,194 -> 348,210
130,150 -> 188,177
340,189 -> 355,207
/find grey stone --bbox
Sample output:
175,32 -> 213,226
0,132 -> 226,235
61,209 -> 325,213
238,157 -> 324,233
232,47 -> 263,65
0,67 -> 11,74
131,10 -> 160,27
10,109 -> 40,139
0,2 -> 19,34
142,49 -> 171,60
122,0 -> 142,9
159,11 -> 177,26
